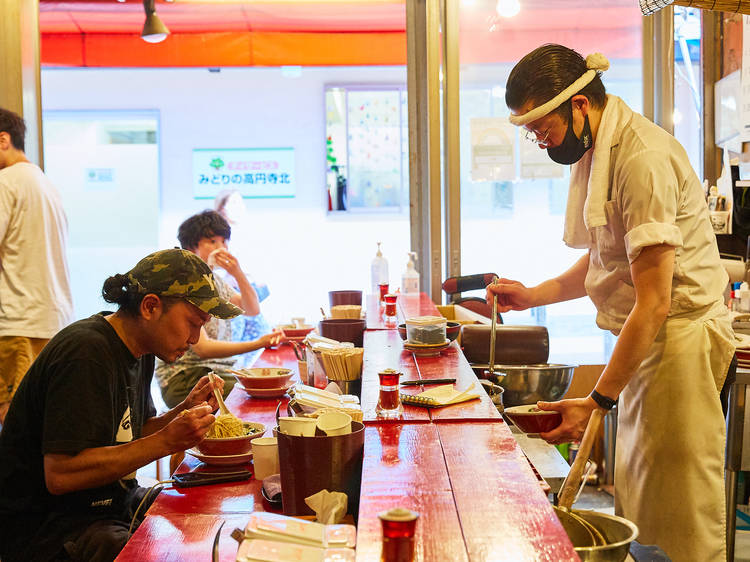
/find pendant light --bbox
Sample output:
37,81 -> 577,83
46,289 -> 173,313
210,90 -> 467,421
141,0 -> 170,44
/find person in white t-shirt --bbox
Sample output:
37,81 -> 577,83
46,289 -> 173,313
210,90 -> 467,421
0,108 -> 73,424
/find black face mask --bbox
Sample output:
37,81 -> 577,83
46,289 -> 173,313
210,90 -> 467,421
547,113 -> 592,165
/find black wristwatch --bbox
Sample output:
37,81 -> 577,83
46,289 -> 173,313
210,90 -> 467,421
590,390 -> 617,410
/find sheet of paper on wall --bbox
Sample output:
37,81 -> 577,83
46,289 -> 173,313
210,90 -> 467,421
470,117 -> 516,182
740,15 -> 750,141
519,139 -> 564,180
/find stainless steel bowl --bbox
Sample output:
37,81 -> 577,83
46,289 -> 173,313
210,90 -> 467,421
568,510 -> 639,561
483,363 -> 576,407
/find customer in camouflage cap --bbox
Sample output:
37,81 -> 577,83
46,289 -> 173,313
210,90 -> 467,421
0,248 -> 235,562
126,248 -> 242,320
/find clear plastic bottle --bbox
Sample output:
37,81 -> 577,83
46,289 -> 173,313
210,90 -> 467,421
401,252 -> 420,294
371,242 -> 389,294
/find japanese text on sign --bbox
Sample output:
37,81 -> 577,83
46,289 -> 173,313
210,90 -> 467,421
193,148 -> 295,198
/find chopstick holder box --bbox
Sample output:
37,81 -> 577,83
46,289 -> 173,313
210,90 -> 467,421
243,511 -> 356,548
236,538 -> 355,562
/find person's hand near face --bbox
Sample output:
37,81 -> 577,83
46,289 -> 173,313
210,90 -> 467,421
210,248 -> 243,280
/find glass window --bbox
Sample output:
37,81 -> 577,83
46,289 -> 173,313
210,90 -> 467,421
674,6 -> 703,178
325,86 -> 409,213
43,110 -> 160,319
457,0 -> 642,364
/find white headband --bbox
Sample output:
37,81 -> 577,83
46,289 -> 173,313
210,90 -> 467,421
508,52 -> 610,126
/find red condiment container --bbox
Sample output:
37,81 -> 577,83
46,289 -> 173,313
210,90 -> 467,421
379,282 -> 390,302
378,507 -> 420,562
384,294 -> 398,317
376,369 -> 403,418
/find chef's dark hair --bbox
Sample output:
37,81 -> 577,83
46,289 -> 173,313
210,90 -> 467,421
505,44 -> 607,122
102,274 -> 180,317
177,210 -> 231,251
0,107 -> 26,152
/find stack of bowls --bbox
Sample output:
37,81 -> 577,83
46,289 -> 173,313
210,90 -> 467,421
233,367 -> 295,398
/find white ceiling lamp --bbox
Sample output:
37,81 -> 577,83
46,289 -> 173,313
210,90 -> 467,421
141,0 -> 170,44
496,0 -> 520,18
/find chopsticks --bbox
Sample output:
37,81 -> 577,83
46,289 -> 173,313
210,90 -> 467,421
290,341 -> 306,362
401,378 -> 456,386
318,347 -> 364,381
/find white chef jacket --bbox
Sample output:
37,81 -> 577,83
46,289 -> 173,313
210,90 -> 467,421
569,96 -> 734,562
0,162 -> 73,338
581,100 -> 728,333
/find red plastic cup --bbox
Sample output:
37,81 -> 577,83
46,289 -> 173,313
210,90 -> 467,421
377,369 -> 402,418
379,282 -> 390,301
384,294 -> 398,317
378,508 -> 420,562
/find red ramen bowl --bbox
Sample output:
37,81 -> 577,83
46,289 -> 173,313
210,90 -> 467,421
504,405 -> 562,434
278,324 -> 315,339
196,421 -> 266,456
233,367 -> 294,390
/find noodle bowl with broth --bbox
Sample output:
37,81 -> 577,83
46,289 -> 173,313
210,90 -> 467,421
197,418 -> 266,456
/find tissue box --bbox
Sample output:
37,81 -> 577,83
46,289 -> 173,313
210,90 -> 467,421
236,539 -> 355,562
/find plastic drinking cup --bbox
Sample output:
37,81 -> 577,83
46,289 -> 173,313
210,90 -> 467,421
316,411 -> 352,436
279,417 -> 318,437
251,437 -> 280,480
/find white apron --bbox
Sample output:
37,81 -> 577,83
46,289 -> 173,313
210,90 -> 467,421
571,97 -> 735,561
613,302 -> 733,562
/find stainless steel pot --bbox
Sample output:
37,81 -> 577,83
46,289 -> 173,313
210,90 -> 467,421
481,363 -> 576,407
565,509 -> 639,562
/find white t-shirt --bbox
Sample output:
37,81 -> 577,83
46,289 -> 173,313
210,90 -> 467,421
0,162 -> 73,338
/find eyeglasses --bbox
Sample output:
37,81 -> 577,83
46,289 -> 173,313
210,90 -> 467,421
522,127 -> 551,147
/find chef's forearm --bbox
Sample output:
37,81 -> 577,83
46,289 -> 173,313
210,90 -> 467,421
593,244 -> 674,401
532,253 -> 589,305
594,302 -> 668,400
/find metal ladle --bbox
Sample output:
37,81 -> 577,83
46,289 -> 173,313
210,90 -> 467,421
483,276 -> 499,382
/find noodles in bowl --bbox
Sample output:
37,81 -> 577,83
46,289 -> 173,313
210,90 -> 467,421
197,419 -> 266,456
207,414 -> 246,438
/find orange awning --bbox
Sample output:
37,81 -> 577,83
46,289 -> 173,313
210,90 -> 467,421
39,0 -> 641,67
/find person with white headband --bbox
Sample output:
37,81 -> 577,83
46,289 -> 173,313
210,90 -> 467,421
487,44 -> 734,561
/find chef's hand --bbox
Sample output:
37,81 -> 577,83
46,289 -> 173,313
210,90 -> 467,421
537,397 -> 600,444
212,249 -> 243,279
486,278 -> 535,312
163,403 -> 216,452
184,374 -> 224,412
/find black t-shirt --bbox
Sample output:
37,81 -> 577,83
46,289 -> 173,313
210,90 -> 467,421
0,313 -> 156,528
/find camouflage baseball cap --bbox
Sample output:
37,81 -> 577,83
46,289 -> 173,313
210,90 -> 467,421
126,248 -> 242,319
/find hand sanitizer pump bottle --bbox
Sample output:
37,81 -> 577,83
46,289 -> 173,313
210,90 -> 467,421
371,242 -> 389,294
401,252 -> 420,294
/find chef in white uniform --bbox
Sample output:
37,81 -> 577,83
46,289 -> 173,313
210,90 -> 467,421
487,44 -> 735,561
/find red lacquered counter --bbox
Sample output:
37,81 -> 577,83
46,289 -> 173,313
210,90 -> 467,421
116,293 -> 577,561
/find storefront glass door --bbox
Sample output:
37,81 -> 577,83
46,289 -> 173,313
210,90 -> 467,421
456,0 -> 643,363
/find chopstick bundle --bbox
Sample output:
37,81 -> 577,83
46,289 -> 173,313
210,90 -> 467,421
330,305 -> 362,319
319,347 -> 364,381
